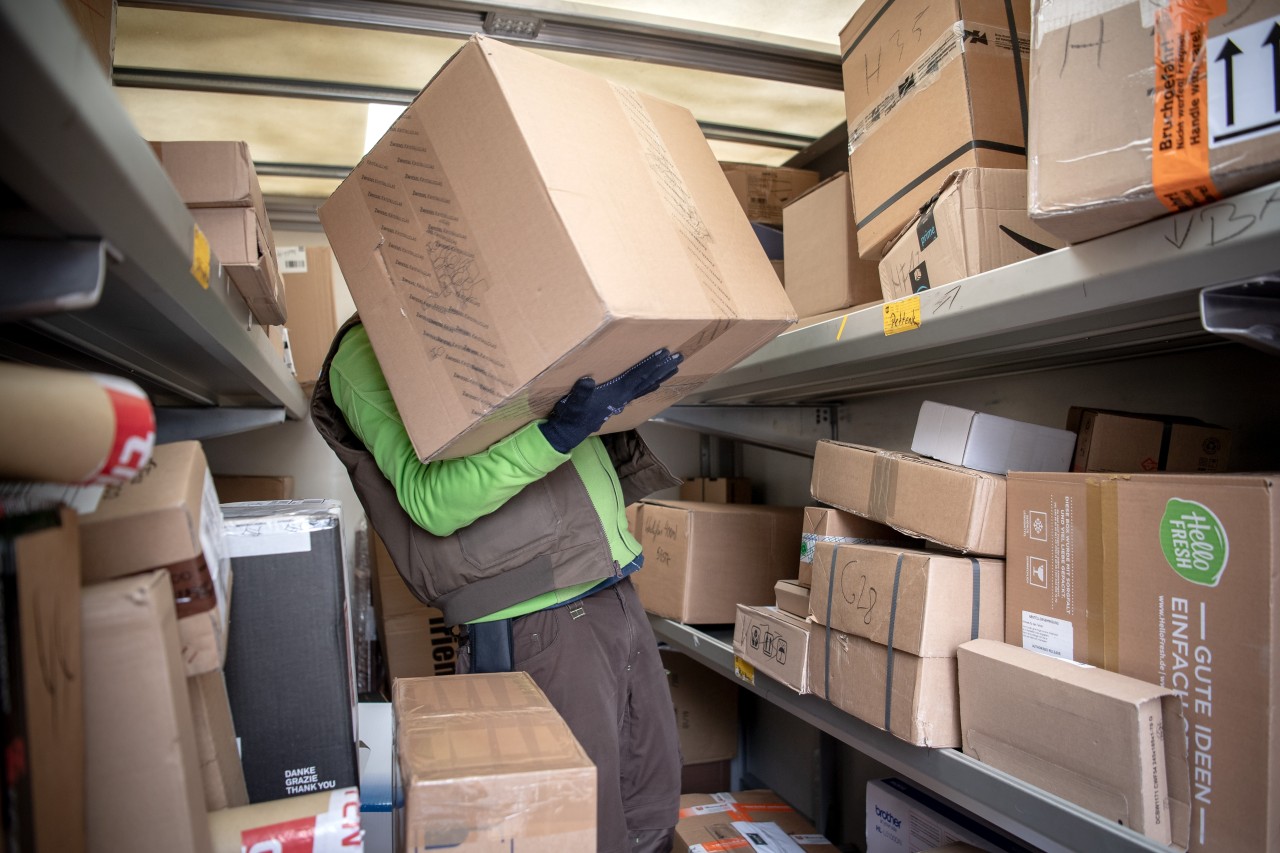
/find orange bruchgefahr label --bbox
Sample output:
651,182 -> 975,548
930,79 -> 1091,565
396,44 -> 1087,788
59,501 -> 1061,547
1152,0 -> 1228,212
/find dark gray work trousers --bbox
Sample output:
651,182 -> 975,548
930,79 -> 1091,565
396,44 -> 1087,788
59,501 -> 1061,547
458,576 -> 681,853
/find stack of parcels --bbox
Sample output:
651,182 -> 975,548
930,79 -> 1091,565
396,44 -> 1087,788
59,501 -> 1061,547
675,790 -> 839,853
150,140 -> 287,326
1004,470 -> 1279,852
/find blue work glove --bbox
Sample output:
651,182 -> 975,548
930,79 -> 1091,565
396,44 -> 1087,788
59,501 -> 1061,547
539,349 -> 683,453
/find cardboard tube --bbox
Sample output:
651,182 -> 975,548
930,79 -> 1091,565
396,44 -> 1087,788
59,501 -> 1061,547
0,363 -> 154,484
207,787 -> 363,853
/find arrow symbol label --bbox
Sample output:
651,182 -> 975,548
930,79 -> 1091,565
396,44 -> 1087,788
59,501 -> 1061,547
1208,18 -> 1280,148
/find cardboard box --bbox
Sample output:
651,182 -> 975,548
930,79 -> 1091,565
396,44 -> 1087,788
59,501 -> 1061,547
840,1 -> 1032,259
798,505 -> 911,586
911,400 -> 1076,475
810,441 -> 1006,556
213,474 -> 295,503
810,542 -> 1004,657
394,672 -> 596,850
78,440 -> 232,676
866,777 -> 1024,853
678,476 -> 751,503
631,500 -> 805,623
370,531 -> 458,684
1028,1 -> 1280,243
0,509 -> 84,853
720,162 -> 821,227
663,649 -> 739,763
958,639 -> 1190,846
676,791 -> 839,853
782,172 -> 882,318
82,571 -> 212,853
774,578 -> 810,617
1067,407 -> 1232,473
733,604 -> 813,694
810,621 -> 959,746
222,500 -> 358,804
188,669 -> 249,811
61,0 -> 114,76
879,169 -> 1065,299
1004,471 -> 1279,853
279,244 -> 340,389
320,36 -> 796,463
151,141 -> 287,325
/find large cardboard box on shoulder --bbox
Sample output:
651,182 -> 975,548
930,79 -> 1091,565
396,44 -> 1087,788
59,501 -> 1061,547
840,1 -> 1032,260
1005,471 -> 1280,853
394,672 -> 596,850
631,500 -> 805,624
320,35 -> 796,462
781,172 -> 881,318
1028,0 -> 1280,243
879,169 -> 1065,300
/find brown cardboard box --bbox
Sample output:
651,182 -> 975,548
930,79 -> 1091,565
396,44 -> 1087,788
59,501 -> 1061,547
369,531 -> 458,683
1004,471 -> 1280,852
676,791 -> 839,853
151,141 -> 287,326
809,542 -> 1004,657
0,509 -> 85,853
280,245 -> 340,389
393,672 -> 595,850
720,162 -> 821,227
840,1 -> 1032,259
1067,407 -> 1232,473
958,639 -> 1190,847
320,36 -> 796,463
213,474 -> 294,503
798,505 -> 912,586
678,476 -> 751,503
663,649 -> 738,763
187,670 -> 248,811
82,571 -> 212,853
680,761 -> 731,795
733,604 -> 813,694
810,441 -> 1006,556
879,168 -> 1065,299
774,578 -> 809,617
631,500 -> 805,624
809,620 -> 960,747
1028,1 -> 1280,243
781,172 -> 881,317
61,0 -> 115,75
78,441 -> 232,676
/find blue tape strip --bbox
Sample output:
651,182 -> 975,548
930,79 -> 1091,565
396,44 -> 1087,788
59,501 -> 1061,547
824,546 -> 839,698
970,557 -> 981,640
883,553 -> 904,732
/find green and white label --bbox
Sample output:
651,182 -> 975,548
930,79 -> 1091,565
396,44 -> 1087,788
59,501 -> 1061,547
1160,498 -> 1229,587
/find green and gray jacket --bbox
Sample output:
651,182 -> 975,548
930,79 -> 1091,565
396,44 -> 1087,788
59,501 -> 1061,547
310,316 -> 679,625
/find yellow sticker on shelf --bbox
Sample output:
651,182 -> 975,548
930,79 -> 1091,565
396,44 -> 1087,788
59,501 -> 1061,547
883,296 -> 921,336
190,224 -> 211,289
733,656 -> 755,685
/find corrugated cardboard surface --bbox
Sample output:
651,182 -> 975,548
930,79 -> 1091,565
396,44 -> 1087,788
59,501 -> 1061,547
320,36 -> 795,462
809,621 -> 960,747
910,399 -> 1076,475
213,474 -> 295,503
82,571 -> 211,853
958,639 -> 1189,846
187,669 -> 249,811
150,140 -> 260,208
1067,407 -> 1232,473
733,604 -> 813,694
280,245 -> 339,389
810,441 -> 1006,556
394,673 -> 595,850
782,172 -> 881,318
631,500 -> 805,624
191,206 -> 287,326
809,542 -> 1004,657
676,790 -> 839,853
1028,1 -> 1280,243
879,169 -> 1065,299
663,649 -> 739,763
678,476 -> 752,503
774,579 -> 810,618
1,509 -> 84,853
798,505 -> 912,586
1005,471 -> 1279,853
720,162 -> 820,226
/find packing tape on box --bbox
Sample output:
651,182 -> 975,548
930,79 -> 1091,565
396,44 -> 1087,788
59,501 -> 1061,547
800,533 -> 903,564
868,453 -> 897,522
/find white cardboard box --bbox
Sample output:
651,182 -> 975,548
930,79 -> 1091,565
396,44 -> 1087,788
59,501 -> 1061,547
911,401 -> 1076,475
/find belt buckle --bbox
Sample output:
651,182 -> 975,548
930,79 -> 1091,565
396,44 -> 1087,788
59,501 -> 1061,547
569,602 -> 586,620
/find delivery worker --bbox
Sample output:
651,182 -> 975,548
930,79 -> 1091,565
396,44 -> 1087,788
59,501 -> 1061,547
311,315 -> 685,853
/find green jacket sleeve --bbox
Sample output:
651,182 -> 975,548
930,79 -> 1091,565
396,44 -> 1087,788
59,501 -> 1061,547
328,325 -> 569,537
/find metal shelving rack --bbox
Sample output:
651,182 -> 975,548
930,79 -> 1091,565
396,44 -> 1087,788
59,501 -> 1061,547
0,0 -> 306,440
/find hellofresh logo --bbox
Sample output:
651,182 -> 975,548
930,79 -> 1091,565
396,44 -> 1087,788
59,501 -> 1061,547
1160,498 -> 1228,587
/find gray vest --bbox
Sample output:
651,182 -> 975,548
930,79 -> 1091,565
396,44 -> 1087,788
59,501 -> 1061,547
310,316 -> 679,625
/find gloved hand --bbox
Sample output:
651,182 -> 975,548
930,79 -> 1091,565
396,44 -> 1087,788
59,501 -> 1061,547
539,348 -> 683,453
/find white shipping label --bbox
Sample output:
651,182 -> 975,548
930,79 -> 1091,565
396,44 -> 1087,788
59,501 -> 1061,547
1022,610 -> 1074,660
199,471 -> 230,610
1208,17 -> 1280,148
225,517 -> 314,558
277,245 -> 309,274
730,821 -> 806,853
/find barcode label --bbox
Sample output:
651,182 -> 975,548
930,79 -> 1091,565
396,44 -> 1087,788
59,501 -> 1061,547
277,245 -> 308,274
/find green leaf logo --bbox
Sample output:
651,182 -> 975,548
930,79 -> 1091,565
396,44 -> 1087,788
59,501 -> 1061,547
1160,498 -> 1229,587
